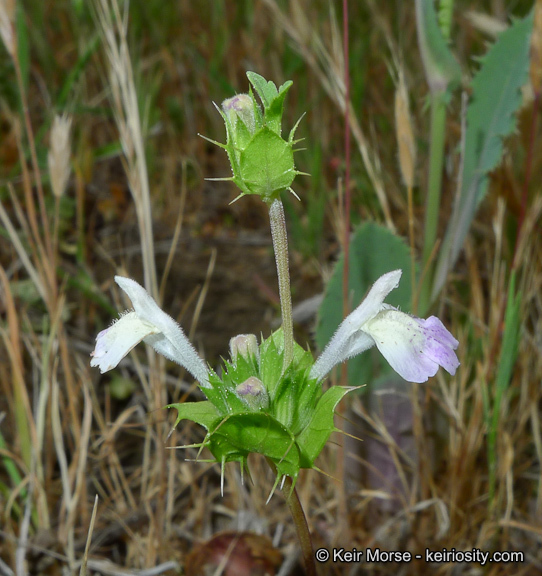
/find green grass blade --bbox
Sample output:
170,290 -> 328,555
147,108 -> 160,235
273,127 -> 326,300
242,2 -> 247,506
432,12 -> 533,300
487,272 -> 521,506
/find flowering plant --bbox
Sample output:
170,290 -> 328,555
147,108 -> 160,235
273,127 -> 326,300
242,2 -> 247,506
91,71 -> 458,502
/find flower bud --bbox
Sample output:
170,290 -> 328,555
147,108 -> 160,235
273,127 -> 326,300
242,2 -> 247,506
235,376 -> 269,410
229,333 -> 259,364
222,94 -> 255,134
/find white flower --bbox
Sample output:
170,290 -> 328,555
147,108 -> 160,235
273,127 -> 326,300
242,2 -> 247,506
310,270 -> 459,384
91,276 -> 210,387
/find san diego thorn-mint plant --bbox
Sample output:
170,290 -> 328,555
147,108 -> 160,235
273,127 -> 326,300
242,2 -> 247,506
91,72 -> 459,493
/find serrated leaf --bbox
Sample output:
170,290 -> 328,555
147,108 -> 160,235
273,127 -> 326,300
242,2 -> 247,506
247,71 -> 293,134
240,128 -> 296,200
432,11 -> 533,300
247,72 -> 279,108
296,386 -> 352,467
315,222 -> 414,389
208,412 -> 301,479
167,401 -> 221,431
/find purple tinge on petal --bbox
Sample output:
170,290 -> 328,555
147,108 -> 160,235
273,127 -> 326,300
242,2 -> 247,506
236,376 -> 265,397
362,310 -> 459,383
419,316 -> 460,376
235,376 -> 269,410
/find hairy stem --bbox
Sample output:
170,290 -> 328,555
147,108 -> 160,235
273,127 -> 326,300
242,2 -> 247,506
266,459 -> 315,575
283,477 -> 316,576
268,198 -> 293,371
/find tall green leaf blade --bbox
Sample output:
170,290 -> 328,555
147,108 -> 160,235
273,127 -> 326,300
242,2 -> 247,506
432,12 -> 533,300
16,3 -> 30,95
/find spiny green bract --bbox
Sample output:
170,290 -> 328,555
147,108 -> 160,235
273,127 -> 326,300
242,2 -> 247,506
208,71 -> 304,204
167,330 -> 350,488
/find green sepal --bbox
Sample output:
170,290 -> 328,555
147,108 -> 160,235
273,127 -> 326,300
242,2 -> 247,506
207,368 -> 248,414
296,386 -> 353,468
246,72 -> 293,135
167,401 -> 221,431
259,331 -> 284,398
223,351 -> 259,385
239,127 -> 296,201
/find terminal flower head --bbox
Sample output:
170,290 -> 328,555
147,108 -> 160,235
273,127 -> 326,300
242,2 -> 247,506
310,270 -> 459,383
91,276 -> 209,387
206,71 -> 304,204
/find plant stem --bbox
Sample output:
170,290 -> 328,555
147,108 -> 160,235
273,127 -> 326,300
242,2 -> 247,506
266,458 -> 315,575
420,90 -> 447,312
268,198 -> 294,371
283,476 -> 316,576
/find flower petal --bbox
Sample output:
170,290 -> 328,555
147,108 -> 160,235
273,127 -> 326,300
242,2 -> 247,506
114,276 -> 210,387
345,270 -> 402,330
418,316 -> 460,375
90,311 -> 159,374
362,309 -> 459,383
310,270 -> 402,381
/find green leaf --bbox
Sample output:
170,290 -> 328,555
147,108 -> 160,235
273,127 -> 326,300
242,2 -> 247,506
433,12 -> 533,300
246,72 -> 293,134
207,412 -> 301,479
415,0 -> 461,93
296,386 -> 352,467
315,221 -> 414,389
15,3 -> 30,96
247,71 -> 279,108
167,325 -> 352,483
239,127 -> 296,200
167,401 -> 221,431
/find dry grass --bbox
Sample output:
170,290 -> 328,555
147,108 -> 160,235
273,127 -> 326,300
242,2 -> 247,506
0,1 -> 541,575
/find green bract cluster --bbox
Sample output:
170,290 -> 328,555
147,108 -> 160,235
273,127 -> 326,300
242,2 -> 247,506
168,330 -> 350,488
207,71 -> 304,204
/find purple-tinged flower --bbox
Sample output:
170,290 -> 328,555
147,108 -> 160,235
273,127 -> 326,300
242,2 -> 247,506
236,376 -> 269,410
91,276 -> 209,387
310,270 -> 459,383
